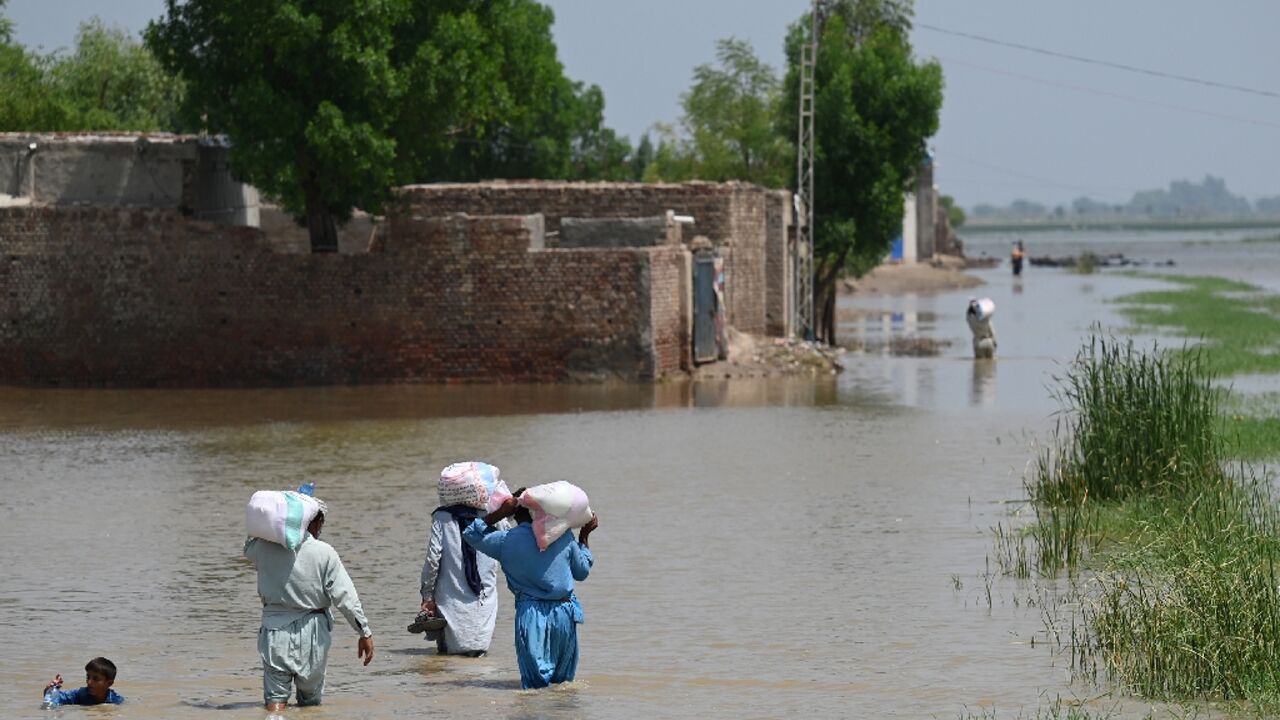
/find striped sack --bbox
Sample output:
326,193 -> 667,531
438,461 -> 512,512
246,490 -> 325,550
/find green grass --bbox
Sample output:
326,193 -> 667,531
956,697 -> 1127,719
1114,275 -> 1280,460
1034,336 -> 1223,508
1116,275 -> 1280,377
993,333 -> 1280,711
1220,392 -> 1280,461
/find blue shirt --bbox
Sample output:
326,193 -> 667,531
44,687 -> 124,706
462,519 -> 593,602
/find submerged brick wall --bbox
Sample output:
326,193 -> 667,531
400,181 -> 775,335
0,207 -> 689,386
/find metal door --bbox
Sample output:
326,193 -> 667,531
693,254 -> 718,363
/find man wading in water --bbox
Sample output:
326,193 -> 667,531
464,491 -> 598,689
244,506 -> 374,710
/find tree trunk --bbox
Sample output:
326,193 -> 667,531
813,250 -> 847,345
305,188 -> 338,254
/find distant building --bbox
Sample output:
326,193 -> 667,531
0,133 -> 260,226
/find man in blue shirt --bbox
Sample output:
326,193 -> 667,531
464,492 -> 598,689
42,657 -> 124,706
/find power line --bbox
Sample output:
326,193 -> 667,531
941,56 -> 1280,130
917,23 -> 1280,101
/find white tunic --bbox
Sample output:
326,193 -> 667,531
420,510 -> 502,653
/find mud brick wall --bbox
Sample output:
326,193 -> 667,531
764,191 -> 793,337
648,245 -> 692,373
0,207 -> 689,386
399,181 -> 772,335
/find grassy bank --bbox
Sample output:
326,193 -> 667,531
1116,275 -> 1280,377
1115,274 -> 1280,461
995,335 -> 1280,713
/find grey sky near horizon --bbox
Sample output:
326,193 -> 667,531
7,0 -> 1278,209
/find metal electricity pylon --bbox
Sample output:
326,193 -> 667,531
794,0 -> 832,342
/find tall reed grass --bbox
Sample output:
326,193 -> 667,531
1000,333 -> 1280,709
1033,334 -> 1223,507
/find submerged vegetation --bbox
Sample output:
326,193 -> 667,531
1116,273 -> 1280,461
995,334 -> 1280,711
1116,275 -> 1280,377
957,696 -> 1124,719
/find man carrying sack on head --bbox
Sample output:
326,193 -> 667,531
244,486 -> 374,710
464,482 -> 598,689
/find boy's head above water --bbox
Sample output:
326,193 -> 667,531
84,657 -> 116,701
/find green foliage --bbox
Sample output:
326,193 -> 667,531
561,85 -> 633,181
1219,392 -> 1280,461
957,696 -> 1122,719
939,193 -> 965,227
629,133 -> 654,182
48,20 -> 185,131
782,0 -> 944,341
391,2 -> 630,183
0,0 -> 11,43
1117,274 -> 1280,376
0,15 -> 184,132
643,122 -> 697,183
0,40 -> 74,131
148,0 -> 629,250
148,0 -> 416,250
677,38 -> 790,187
1032,335 -> 1223,512
996,333 -> 1280,709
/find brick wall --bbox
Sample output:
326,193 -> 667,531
765,191 -> 793,337
399,181 -> 775,335
0,207 -> 689,386
648,245 -> 692,374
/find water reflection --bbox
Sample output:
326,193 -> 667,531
0,376 -> 842,431
970,360 -> 997,408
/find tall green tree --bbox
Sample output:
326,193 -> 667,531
148,0 -> 416,252
679,38 -> 790,187
629,133 -> 654,181
0,0 -> 11,42
393,2 -> 628,183
1,7 -> 185,132
148,0 -> 628,252
0,2 -> 72,131
783,0 -> 943,343
643,122 -> 697,183
49,19 -> 185,131
0,41 -> 67,131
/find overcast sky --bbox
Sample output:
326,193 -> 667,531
7,0 -> 1278,208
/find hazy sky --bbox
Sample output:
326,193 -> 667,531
7,0 -> 1278,208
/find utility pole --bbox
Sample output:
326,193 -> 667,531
794,0 -> 830,342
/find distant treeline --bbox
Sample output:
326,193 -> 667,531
970,176 -> 1280,225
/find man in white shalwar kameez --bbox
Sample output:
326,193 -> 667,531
966,297 -> 997,359
244,509 -> 374,710
420,506 -> 503,656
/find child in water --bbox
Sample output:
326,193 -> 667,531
41,657 -> 124,706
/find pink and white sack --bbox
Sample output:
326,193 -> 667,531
438,461 -> 513,513
246,490 -> 326,550
518,481 -> 593,551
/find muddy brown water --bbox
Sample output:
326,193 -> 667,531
2,229 -> 1277,718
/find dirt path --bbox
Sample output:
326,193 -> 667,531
842,255 -> 986,295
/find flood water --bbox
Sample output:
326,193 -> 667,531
2,228 -> 1278,718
